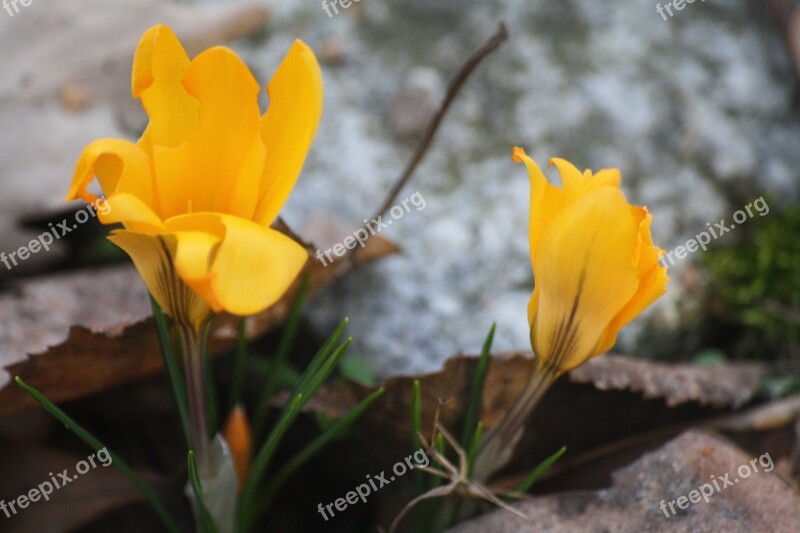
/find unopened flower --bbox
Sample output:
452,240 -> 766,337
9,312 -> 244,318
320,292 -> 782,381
66,25 -> 323,330
222,405 -> 252,491
513,146 -> 668,375
474,148 -> 668,481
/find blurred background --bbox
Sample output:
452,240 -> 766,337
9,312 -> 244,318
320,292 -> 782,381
1,0 -> 798,379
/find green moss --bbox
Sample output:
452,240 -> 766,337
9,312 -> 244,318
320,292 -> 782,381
702,201 -> 800,360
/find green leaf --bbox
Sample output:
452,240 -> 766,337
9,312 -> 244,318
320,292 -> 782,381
238,319 -> 351,531
261,387 -> 385,506
411,379 -> 423,454
461,323 -> 494,449
253,277 -> 311,440
691,349 -> 727,366
16,377 -> 180,533
188,450 -> 218,533
339,353 -> 376,386
151,298 -> 190,448
466,421 -> 483,476
514,446 -> 566,494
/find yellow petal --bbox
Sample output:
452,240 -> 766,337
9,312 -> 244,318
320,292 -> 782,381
531,187 -> 641,372
548,157 -> 585,190
593,209 -> 669,353
107,230 -> 210,329
550,158 -> 621,199
66,138 -> 155,210
164,213 -> 225,311
527,284 -> 539,327
513,147 -> 564,270
210,215 -> 308,315
171,230 -> 224,313
164,213 -> 308,315
153,46 -> 262,219
99,193 -> 164,234
133,25 -> 199,150
254,40 -> 323,225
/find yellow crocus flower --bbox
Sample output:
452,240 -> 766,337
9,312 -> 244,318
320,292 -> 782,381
514,146 -> 669,375
66,25 -> 322,331
474,147 -> 668,482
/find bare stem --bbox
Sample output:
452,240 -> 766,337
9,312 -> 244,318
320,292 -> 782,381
369,22 -> 508,222
339,22 -> 509,269
180,321 -> 211,470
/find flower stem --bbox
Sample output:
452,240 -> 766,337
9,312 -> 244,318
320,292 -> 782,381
472,360 -> 558,482
180,321 -> 211,471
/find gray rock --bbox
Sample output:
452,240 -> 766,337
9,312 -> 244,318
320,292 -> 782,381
233,0 -> 798,377
448,430 -> 800,532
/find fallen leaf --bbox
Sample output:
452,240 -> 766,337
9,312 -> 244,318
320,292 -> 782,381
0,229 -> 398,416
568,355 -> 763,408
306,353 -> 766,472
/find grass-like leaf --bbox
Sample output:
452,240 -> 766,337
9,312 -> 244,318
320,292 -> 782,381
260,387 -> 385,506
514,445 -> 567,494
238,319 -> 351,531
151,298 -> 190,448
466,421 -> 483,476
16,377 -> 181,533
188,450 -> 218,533
411,379 -> 423,452
461,323 -> 494,449
253,277 -> 311,440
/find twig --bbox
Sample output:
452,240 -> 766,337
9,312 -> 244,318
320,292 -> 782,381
334,22 -> 508,267
337,22 -> 509,271
334,22 -> 508,266
369,22 -> 509,222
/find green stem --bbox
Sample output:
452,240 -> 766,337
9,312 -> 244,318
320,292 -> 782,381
180,321 -> 212,470
228,317 -> 248,412
472,362 -> 558,483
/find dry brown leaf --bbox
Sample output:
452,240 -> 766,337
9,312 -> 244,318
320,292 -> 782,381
0,231 -> 397,416
308,353 -> 765,467
569,355 -> 763,408
0,442 -> 161,533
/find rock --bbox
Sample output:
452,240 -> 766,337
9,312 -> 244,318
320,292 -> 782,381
248,0 -> 800,378
389,67 -> 444,138
449,430 -> 800,532
4,0 -> 797,379
319,38 -> 347,65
